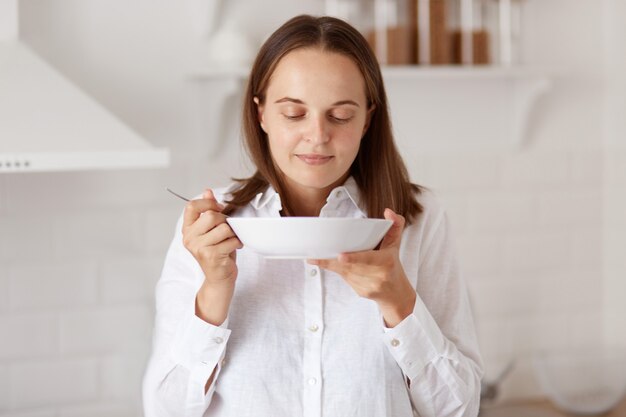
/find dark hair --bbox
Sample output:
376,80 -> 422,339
223,14 -> 423,223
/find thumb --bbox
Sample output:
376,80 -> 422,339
203,188 -> 225,211
203,189 -> 214,200
379,208 -> 405,250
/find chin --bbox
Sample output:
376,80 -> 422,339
292,172 -> 343,190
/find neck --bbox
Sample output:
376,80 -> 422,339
281,174 -> 349,217
286,188 -> 326,217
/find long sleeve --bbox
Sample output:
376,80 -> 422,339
382,210 -> 484,417
143,212 -> 232,417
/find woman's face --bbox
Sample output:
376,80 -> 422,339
255,47 -> 373,194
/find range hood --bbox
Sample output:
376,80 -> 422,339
0,0 -> 169,173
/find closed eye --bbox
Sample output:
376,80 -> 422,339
330,116 -> 353,124
283,114 -> 305,121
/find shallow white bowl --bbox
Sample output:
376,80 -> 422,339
533,348 -> 626,415
226,217 -> 393,259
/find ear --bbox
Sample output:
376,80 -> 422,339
253,96 -> 267,133
362,104 -> 376,136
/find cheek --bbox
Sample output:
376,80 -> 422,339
336,127 -> 364,153
267,127 -> 302,161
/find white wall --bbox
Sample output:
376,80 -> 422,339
0,0 -> 615,414
603,0 -> 626,348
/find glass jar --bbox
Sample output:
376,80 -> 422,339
448,0 -> 491,65
325,0 -> 416,65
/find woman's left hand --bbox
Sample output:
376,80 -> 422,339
307,208 -> 417,327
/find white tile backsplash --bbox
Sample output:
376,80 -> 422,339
59,403 -> 139,417
570,149 -> 604,185
467,191 -> 538,233
100,353 -> 149,401
502,231 -> 573,273
499,151 -> 569,188
99,257 -> 163,305
537,188 -> 603,229
142,206 -> 183,257
0,409 -> 58,417
0,364 -> 9,410
59,306 -> 152,355
51,211 -> 144,258
9,262 -> 98,312
0,215 -> 54,263
0,274 -> 8,314
419,152 -> 501,190
456,234 -> 502,277
9,358 -> 98,408
0,314 -> 58,360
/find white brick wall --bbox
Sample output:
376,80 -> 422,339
59,403 -> 140,417
99,257 -> 163,305
59,306 -> 152,355
0,364 -> 9,410
604,148 -> 626,347
0,273 -> 8,314
0,314 -> 58,360
100,353 -> 149,402
0,409 -> 57,417
9,262 -> 98,311
9,358 -> 98,408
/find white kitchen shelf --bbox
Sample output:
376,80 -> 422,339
189,64 -> 550,81
381,66 -> 552,150
0,40 -> 170,173
185,65 -> 552,152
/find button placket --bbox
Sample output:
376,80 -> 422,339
303,263 -> 324,417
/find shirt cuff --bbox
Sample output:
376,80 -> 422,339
381,294 -> 446,381
170,311 -> 231,386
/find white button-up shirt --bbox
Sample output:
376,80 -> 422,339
143,177 -> 483,417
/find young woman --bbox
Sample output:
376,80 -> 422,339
143,14 -> 483,417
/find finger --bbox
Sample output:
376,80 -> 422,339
307,258 -> 345,275
379,209 -> 406,250
188,210 -> 228,237
182,189 -> 224,228
308,255 -> 375,275
202,189 -> 226,210
213,236 -> 243,256
195,222 -> 237,247
339,251 -> 391,277
337,250 -> 383,266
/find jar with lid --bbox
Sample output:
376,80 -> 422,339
325,0 -> 416,65
447,0 -> 490,65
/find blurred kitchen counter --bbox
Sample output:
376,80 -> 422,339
480,396 -> 626,417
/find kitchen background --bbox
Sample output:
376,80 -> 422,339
1,0 -> 625,415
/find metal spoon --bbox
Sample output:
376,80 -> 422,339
166,187 -> 190,202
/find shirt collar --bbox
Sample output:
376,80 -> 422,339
250,176 -> 367,218
251,185 -> 282,214
324,176 -> 367,218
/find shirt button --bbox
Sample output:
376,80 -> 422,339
335,190 -> 343,199
308,378 -> 317,385
214,337 -> 224,344
308,324 -> 319,332
390,338 -> 400,347
309,269 -> 318,277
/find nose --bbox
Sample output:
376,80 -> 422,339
305,115 -> 330,144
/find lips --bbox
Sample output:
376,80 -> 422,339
296,154 -> 334,165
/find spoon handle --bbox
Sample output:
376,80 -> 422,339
166,187 -> 190,202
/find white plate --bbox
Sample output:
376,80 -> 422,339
226,217 -> 393,259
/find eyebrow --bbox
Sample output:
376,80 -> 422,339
274,97 -> 360,107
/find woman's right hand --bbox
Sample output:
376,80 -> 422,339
182,189 -> 243,325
